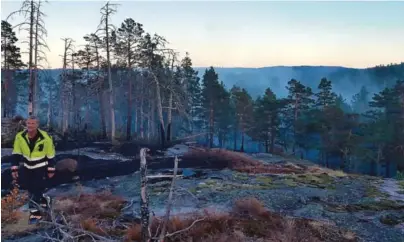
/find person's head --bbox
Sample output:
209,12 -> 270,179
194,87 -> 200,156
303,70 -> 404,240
26,115 -> 39,133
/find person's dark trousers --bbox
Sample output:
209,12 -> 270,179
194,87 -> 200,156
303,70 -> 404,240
19,166 -> 49,212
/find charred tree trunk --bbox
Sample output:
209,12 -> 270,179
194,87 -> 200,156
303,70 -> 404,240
47,88 -> 52,129
151,98 -> 156,139
240,132 -> 245,152
209,105 -> 214,148
126,74 -> 132,141
166,91 -> 173,142
134,104 -> 138,136
233,128 -> 237,151
270,126 -> 276,153
99,91 -> 107,139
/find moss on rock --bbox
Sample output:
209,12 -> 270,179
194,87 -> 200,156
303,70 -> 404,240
379,213 -> 404,226
326,199 -> 404,213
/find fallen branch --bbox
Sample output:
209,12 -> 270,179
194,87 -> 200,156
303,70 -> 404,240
165,217 -> 206,239
140,147 -> 151,242
147,175 -> 183,179
39,220 -> 118,241
158,156 -> 179,242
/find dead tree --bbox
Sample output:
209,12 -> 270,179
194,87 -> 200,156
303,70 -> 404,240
32,0 -> 50,116
140,147 -> 151,242
7,0 -> 36,115
97,1 -> 119,141
7,0 -> 49,116
60,37 -> 75,134
158,155 -> 179,241
84,33 -> 107,139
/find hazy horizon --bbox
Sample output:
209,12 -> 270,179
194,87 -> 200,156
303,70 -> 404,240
2,1 -> 404,69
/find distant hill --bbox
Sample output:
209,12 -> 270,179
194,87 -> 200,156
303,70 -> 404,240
194,63 -> 404,100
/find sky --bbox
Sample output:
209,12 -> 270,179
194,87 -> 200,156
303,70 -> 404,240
1,0 -> 404,69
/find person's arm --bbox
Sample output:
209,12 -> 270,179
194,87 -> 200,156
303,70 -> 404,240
11,135 -> 22,169
46,135 -> 56,174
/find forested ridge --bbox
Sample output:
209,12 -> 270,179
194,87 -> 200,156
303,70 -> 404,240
2,1 -> 404,177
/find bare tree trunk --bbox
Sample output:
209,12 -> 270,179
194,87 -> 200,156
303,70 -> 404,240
140,91 -> 144,139
151,73 -> 165,147
158,156 -> 179,241
105,3 -> 115,141
151,97 -> 156,139
233,128 -> 237,150
126,75 -> 132,141
134,104 -> 138,135
167,91 -> 173,142
140,148 -> 151,242
209,104 -> 214,148
28,0 -> 35,116
47,88 -> 52,129
33,0 -> 40,117
99,91 -> 107,138
292,96 -> 300,153
2,32 -> 8,118
166,56 -> 175,142
61,39 -> 70,134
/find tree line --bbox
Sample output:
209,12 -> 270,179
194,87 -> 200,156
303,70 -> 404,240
1,1 -> 403,175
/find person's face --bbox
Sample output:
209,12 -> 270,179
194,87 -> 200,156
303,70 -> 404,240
26,118 -> 38,133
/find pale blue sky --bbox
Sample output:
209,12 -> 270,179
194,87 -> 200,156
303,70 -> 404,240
2,1 -> 404,68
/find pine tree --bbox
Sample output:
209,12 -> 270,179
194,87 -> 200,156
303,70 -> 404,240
201,67 -> 221,148
230,86 -> 253,151
115,18 -> 144,140
313,78 -> 338,167
97,1 -> 119,141
315,78 -> 337,109
216,82 -> 232,148
179,53 -> 201,134
284,79 -> 314,153
83,33 -> 107,138
367,80 -> 404,176
1,20 -> 26,118
250,88 -> 286,153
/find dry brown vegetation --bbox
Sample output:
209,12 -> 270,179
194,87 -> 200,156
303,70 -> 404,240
1,186 -> 28,225
183,148 -> 307,174
51,192 -> 357,242
54,190 -> 126,223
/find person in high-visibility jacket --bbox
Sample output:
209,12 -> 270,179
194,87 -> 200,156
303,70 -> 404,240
11,115 -> 56,223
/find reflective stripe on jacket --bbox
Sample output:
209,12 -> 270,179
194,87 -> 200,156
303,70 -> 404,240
12,129 -> 56,169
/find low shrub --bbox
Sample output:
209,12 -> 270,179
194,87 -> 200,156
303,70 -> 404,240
1,187 -> 28,226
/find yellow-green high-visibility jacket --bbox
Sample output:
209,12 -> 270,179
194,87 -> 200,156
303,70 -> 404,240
12,129 -> 56,169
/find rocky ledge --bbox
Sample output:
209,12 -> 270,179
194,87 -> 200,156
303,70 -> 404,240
1,147 -> 404,242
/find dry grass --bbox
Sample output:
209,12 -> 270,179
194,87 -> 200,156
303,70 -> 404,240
3,190 -> 355,242
1,187 -> 28,225
122,197 -> 357,242
53,190 -> 126,223
183,149 -> 307,174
